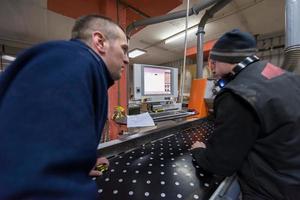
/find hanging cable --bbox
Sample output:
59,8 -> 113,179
179,0 -> 190,104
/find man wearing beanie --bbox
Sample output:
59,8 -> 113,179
191,29 -> 300,200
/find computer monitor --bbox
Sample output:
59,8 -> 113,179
133,64 -> 178,102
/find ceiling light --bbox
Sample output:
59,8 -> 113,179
164,27 -> 198,44
128,49 -> 146,58
2,55 -> 16,61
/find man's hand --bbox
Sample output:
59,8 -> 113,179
191,141 -> 206,150
89,157 -> 109,177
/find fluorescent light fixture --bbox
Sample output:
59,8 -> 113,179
164,27 -> 198,44
2,55 -> 16,61
128,48 -> 146,58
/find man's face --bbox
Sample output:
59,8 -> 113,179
104,29 -> 129,80
210,59 -> 234,79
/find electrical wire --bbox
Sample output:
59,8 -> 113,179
179,0 -> 190,104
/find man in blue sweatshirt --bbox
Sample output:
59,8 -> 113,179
0,14 -> 129,199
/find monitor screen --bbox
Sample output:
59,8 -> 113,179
143,67 -> 172,95
133,64 -> 178,101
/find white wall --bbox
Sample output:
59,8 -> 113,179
0,0 -> 75,49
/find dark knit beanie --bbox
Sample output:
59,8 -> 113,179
210,29 -> 257,64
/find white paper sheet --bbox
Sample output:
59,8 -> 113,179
127,112 -> 155,128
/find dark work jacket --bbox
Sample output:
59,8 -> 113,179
222,61 -> 300,199
193,60 -> 300,200
0,39 -> 114,199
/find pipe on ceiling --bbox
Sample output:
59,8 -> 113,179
196,0 -> 232,78
126,0 -> 223,37
282,0 -> 300,74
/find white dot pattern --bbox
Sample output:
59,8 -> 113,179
96,120 -> 221,199
113,190 -> 118,194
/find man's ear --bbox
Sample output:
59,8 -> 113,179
92,31 -> 107,54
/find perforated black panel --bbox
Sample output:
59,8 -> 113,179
95,119 -> 221,200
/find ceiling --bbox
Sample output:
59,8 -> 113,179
0,0 -> 285,66
129,0 -> 285,65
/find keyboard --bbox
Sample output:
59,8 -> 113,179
149,110 -> 195,121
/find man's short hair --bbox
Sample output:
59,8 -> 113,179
71,14 -> 124,42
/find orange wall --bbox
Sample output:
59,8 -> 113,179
105,0 -> 124,140
48,0 -> 127,140
187,39 -> 216,60
47,0 -> 183,140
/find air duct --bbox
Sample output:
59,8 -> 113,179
196,0 -> 232,78
282,0 -> 300,74
126,0 -> 222,37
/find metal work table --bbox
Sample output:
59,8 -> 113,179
95,118 -> 227,200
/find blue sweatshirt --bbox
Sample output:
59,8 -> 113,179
0,39 -> 114,199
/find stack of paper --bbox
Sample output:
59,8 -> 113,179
127,112 -> 155,128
